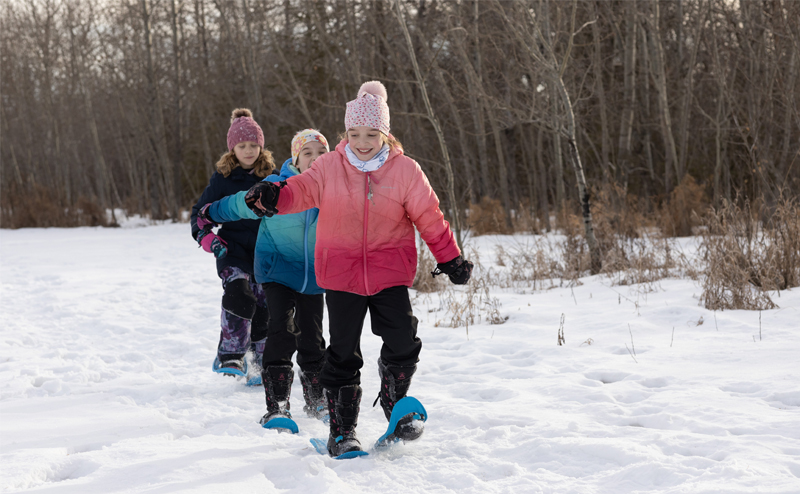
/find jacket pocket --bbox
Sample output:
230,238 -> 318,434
263,252 -> 279,279
397,247 -> 414,279
319,248 -> 362,292
368,248 -> 415,289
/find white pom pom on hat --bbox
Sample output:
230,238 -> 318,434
357,81 -> 388,101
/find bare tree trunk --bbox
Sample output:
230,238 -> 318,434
393,0 -> 462,251
618,0 -> 638,182
591,1 -> 610,174
415,24 -> 477,204
505,0 -> 601,272
677,4 -> 706,178
29,0 -> 63,196
0,102 -> 25,186
487,109 -> 512,228
644,0 -> 680,190
170,0 -> 185,207
778,39 -> 797,182
449,4 -> 490,199
241,0 -> 263,120
265,11 -> 316,128
523,124 -> 539,228
557,79 -> 602,273
140,0 -> 178,219
536,126 -> 551,232
639,18 -> 656,182
551,90 -> 565,222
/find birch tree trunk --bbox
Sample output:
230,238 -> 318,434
393,0 -> 462,251
505,0 -> 601,272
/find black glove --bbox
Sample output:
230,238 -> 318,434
244,181 -> 284,217
431,255 -> 473,285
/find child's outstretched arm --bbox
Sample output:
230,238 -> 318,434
241,161 -> 324,217
194,191 -> 258,259
207,190 -> 260,222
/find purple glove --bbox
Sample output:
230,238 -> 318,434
198,231 -> 228,259
196,204 -> 218,232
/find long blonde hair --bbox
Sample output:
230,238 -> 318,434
215,148 -> 275,178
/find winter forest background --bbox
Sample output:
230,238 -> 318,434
2,0 -> 798,225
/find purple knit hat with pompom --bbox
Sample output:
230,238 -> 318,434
344,81 -> 391,135
227,108 -> 264,151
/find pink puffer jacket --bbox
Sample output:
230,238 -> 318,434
276,139 -> 461,296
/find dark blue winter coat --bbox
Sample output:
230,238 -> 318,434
191,166 -> 265,277
209,158 -> 323,294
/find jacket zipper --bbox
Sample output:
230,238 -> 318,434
363,173 -> 371,293
300,209 -> 310,293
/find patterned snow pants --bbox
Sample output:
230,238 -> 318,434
218,266 -> 268,365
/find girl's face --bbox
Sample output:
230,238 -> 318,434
233,141 -> 260,168
347,126 -> 383,161
296,141 -> 327,173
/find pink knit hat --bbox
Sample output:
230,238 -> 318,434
227,108 -> 264,151
344,81 -> 391,135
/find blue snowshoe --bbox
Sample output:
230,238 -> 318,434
260,365 -> 299,434
212,356 -> 247,377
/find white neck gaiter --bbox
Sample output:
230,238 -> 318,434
345,143 -> 391,172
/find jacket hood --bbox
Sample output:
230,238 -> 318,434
278,158 -> 300,180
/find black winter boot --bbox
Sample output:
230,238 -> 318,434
375,358 -> 423,441
326,385 -> 363,456
299,361 -> 327,419
259,365 -> 294,425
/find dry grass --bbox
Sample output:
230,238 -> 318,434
555,181 -> 694,288
432,247 -> 507,329
412,240 -> 447,293
658,175 -> 708,237
466,196 -> 512,235
493,237 -> 569,290
699,195 -> 800,310
510,199 -> 543,234
0,184 -> 109,228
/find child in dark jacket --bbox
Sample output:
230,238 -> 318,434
227,81 -> 473,457
192,108 -> 275,382
199,130 -> 330,429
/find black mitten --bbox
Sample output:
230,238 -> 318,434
244,181 -> 284,217
431,255 -> 473,285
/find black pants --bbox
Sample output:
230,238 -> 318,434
261,282 -> 326,370
320,285 -> 421,389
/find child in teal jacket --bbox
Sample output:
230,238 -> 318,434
201,129 -> 330,428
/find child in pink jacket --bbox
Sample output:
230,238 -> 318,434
230,81 -> 472,456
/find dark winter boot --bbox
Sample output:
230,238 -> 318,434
299,361 -> 327,419
259,365 -> 294,426
326,385 -> 363,456
375,358 -> 423,441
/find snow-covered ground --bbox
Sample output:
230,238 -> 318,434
1,221 -> 799,493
